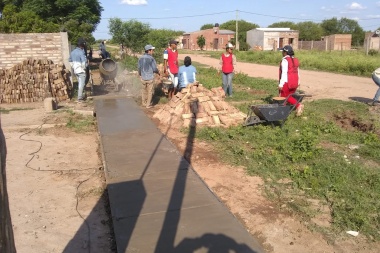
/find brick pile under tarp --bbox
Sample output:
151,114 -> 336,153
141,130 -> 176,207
0,59 -> 72,104
153,83 -> 246,127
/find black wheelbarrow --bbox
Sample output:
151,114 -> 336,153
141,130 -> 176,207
243,93 -> 310,127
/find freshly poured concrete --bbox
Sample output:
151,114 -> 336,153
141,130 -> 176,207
95,97 -> 264,253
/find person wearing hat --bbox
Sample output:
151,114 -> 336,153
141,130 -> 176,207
163,39 -> 179,98
218,43 -> 236,97
178,56 -> 197,92
279,45 -> 304,116
138,44 -> 159,108
69,40 -> 88,103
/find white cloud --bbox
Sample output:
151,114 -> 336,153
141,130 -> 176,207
347,2 -> 366,10
121,0 -> 148,5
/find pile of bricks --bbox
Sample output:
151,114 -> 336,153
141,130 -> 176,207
0,59 -> 72,104
153,83 -> 246,127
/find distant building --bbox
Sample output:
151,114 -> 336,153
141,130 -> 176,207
299,34 -> 352,51
182,23 -> 235,50
246,28 -> 299,51
364,31 -> 380,52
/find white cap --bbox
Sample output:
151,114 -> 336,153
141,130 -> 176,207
226,43 -> 234,49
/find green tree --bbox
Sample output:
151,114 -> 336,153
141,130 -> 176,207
297,21 -> 323,41
0,0 -> 103,43
0,4 -> 59,33
268,21 -> 298,30
146,29 -> 183,49
220,20 -> 259,51
321,17 -> 364,46
197,35 -> 206,50
108,18 -> 151,53
200,23 -> 214,30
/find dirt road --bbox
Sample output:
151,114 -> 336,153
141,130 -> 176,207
180,54 -> 376,102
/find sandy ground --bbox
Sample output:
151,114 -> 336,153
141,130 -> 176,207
179,53 -> 377,102
2,53 -> 379,253
1,102 -> 114,253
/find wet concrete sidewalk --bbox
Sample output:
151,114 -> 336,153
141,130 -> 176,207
95,97 -> 264,253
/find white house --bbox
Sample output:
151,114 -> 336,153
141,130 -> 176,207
246,28 -> 299,51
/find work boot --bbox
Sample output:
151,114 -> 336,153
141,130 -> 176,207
296,104 -> 304,116
368,100 -> 380,106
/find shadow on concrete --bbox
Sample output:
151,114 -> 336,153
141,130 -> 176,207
63,99 -> 260,253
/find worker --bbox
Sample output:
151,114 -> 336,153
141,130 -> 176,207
138,44 -> 159,108
368,67 -> 380,106
278,45 -> 304,116
99,41 -> 110,59
178,56 -> 197,92
218,43 -> 236,97
69,40 -> 88,103
163,39 -> 179,99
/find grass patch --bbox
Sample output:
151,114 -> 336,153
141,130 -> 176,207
181,49 -> 380,77
179,63 -> 380,240
0,107 -> 34,114
66,110 -> 96,133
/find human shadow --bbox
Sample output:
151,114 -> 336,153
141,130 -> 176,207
173,233 -> 257,253
63,97 -> 262,253
349,96 -> 372,104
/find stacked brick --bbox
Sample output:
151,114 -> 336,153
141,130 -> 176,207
153,83 -> 246,127
0,59 -> 72,104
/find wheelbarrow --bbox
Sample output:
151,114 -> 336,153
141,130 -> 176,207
99,58 -> 119,91
243,93 -> 310,127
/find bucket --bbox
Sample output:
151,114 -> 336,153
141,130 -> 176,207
272,96 -> 286,104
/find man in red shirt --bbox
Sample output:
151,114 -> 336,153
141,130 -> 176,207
279,45 -> 304,116
163,40 -> 179,99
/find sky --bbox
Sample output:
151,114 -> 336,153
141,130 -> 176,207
93,0 -> 380,40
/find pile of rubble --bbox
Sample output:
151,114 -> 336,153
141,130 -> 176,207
153,83 -> 246,128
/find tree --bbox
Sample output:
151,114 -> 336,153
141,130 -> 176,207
0,4 -> 59,33
268,21 -> 298,30
200,23 -> 214,30
108,18 -> 151,53
321,17 -> 364,46
297,21 -> 323,41
0,0 -> 103,43
197,35 -> 206,50
220,20 -> 259,50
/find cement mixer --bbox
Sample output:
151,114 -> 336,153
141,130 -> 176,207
99,58 -> 119,91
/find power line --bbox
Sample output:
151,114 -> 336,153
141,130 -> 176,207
101,10 -> 235,20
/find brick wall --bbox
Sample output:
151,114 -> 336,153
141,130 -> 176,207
0,32 -> 70,70
183,27 -> 235,51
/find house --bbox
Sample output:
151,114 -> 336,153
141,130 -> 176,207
364,31 -> 380,52
246,28 -> 299,51
182,23 -> 235,50
298,34 -> 352,51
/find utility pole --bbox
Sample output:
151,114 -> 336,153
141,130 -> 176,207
236,10 -> 239,51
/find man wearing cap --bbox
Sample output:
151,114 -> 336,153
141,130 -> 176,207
163,39 -> 179,98
218,43 -> 236,97
279,45 -> 304,116
69,40 -> 88,103
138,44 -> 159,108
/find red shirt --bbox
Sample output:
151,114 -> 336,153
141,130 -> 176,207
165,48 -> 179,74
221,53 -> 234,73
